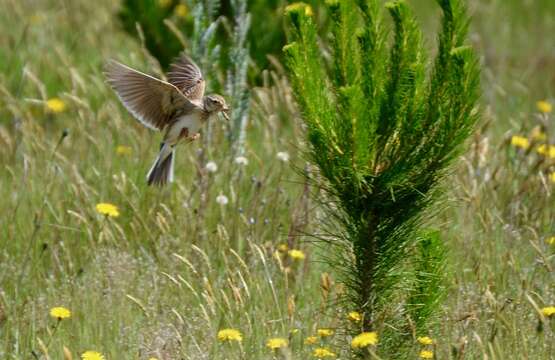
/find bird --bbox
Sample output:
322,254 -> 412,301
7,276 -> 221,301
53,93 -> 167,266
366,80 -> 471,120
104,53 -> 230,186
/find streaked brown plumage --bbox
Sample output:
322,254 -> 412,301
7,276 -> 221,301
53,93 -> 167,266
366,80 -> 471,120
105,53 -> 229,186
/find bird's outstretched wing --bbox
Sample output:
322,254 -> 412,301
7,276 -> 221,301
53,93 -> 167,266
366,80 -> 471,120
167,54 -> 206,102
105,60 -> 200,131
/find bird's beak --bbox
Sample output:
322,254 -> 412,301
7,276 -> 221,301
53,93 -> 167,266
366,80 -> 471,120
222,108 -> 230,121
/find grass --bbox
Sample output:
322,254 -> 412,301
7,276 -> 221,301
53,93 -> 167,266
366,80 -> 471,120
0,0 -> 554,359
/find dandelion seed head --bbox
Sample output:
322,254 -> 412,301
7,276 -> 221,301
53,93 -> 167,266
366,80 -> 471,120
205,161 -> 218,173
277,151 -> 290,162
234,156 -> 248,166
216,194 -> 229,205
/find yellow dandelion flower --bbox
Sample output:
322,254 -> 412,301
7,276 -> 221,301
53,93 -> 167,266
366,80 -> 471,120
174,4 -> 188,17
305,336 -> 318,345
46,98 -> 66,113
536,144 -> 555,159
317,328 -> 334,337
288,249 -> 306,260
537,100 -> 552,114
419,350 -> 434,359
148,358 -> 159,360
266,337 -> 288,350
351,332 -> 378,348
348,311 -> 362,322
285,2 -> 313,17
158,0 -> 172,8
313,347 -> 336,358
277,243 -> 289,252
511,135 -> 529,150
116,145 -> 132,155
49,306 -> 71,320
217,328 -> 243,342
547,236 -> 555,245
95,203 -> 120,217
81,351 -> 105,360
417,336 -> 434,345
541,306 -> 555,317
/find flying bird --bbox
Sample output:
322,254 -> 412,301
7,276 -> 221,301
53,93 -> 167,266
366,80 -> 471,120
105,54 -> 229,186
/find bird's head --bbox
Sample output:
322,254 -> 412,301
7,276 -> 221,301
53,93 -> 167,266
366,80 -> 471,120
204,94 -> 230,120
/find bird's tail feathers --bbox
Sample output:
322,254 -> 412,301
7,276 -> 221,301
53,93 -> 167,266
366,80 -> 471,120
146,144 -> 175,186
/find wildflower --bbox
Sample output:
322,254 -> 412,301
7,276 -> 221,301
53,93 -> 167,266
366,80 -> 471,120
81,351 -> 105,360
351,332 -> 378,348
216,194 -> 229,206
116,145 -> 132,155
536,144 -> 555,159
266,337 -> 288,350
317,328 -> 334,337
348,311 -> 362,322
305,336 -> 318,345
530,127 -> 547,141
277,243 -> 289,252
419,350 -> 434,359
288,249 -> 306,261
285,2 -> 313,17
148,358 -> 159,360
417,336 -> 434,345
174,4 -> 187,17
205,161 -> 218,173
313,347 -> 336,358
541,306 -> 555,318
510,135 -> 529,150
217,328 -> 243,342
277,151 -> 290,162
95,203 -> 120,217
50,307 -> 71,320
547,236 -> 555,245
46,98 -> 66,113
158,0 -> 171,8
537,100 -> 552,114
234,156 -> 249,166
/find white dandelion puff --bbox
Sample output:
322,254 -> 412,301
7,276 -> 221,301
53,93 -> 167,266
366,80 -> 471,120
216,194 -> 229,205
277,151 -> 290,162
205,161 -> 218,173
234,156 -> 248,166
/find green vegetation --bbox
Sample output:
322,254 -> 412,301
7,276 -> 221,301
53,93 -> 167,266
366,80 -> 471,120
0,0 -> 554,359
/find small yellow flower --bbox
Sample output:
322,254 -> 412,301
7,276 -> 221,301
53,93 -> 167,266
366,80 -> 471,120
417,336 -> 434,345
419,350 -> 434,359
116,145 -> 132,155
313,347 -> 336,358
537,100 -> 552,114
351,331 -> 378,348
217,328 -> 243,342
541,306 -> 555,317
347,311 -> 362,322
81,351 -> 105,360
95,203 -> 120,217
46,98 -> 66,113
285,2 -> 313,17
317,328 -> 334,337
266,337 -> 288,350
288,249 -> 306,260
511,135 -> 529,150
305,336 -> 318,345
547,236 -> 555,245
148,358 -> 159,360
536,144 -> 555,159
158,0 -> 172,8
174,4 -> 188,17
277,243 -> 289,252
50,307 -> 71,320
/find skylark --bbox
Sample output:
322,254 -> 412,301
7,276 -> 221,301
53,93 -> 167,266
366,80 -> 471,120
105,53 -> 229,186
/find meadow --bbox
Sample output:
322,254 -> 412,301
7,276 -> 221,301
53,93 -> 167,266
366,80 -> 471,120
0,0 -> 554,359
